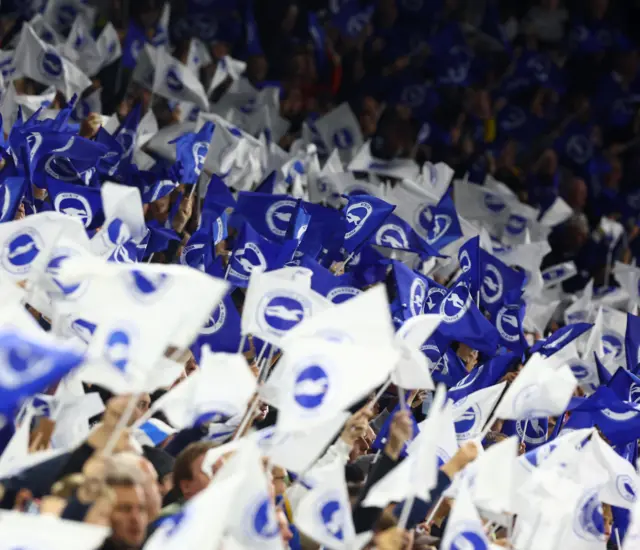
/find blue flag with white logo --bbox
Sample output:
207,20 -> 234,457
369,212 -> 441,258
122,21 -> 146,69
458,236 -> 526,317
531,322 -> 593,356
436,281 -> 500,355
113,103 -> 141,166
492,299 -> 528,354
204,174 -> 237,217
607,368 -> 640,406
47,179 -> 105,230
145,220 -> 181,255
422,341 -> 468,388
342,194 -> 395,254
0,176 -> 26,222
625,313 -> 640,374
171,121 -> 215,185
298,254 -> 362,305
255,170 -> 276,195
421,191 -> 463,252
502,418 -> 548,450
447,352 -> 518,402
390,260 -> 432,320
227,222 -> 296,287
234,192 -> 300,242
286,202 -> 312,243
0,328 -> 85,415
298,201 -> 346,262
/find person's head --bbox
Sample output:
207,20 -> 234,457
247,55 -> 268,84
132,393 -> 151,425
602,502 -> 613,541
84,486 -> 116,528
173,441 -> 216,501
562,177 -> 588,212
106,473 -> 148,549
143,446 -> 175,498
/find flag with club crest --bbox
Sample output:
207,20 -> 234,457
435,281 -> 500,355
299,255 -> 362,305
234,192 -> 300,242
503,418 -> 549,450
390,260 -> 433,321
227,222 -> 297,287
261,337 -> 398,431
14,24 -> 91,100
420,189 -> 463,251
242,267 -> 329,346
342,194 -> 395,254
447,352 -> 519,402
47,179 -> 104,230
0,176 -> 26,223
531,322 -> 593,357
152,47 -> 209,110
369,212 -> 441,257
314,103 -> 364,163
294,458 -> 361,550
493,299 -> 528,354
451,382 -> 506,442
170,121 -> 214,185
542,261 -> 578,288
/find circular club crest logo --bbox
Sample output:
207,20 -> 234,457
180,243 -> 205,269
40,50 -> 63,78
570,362 -> 590,382
246,497 -> 280,541
516,419 -> 547,446
480,264 -> 503,304
512,385 -> 554,418
2,228 -> 43,275
496,305 -> 521,344
192,142 -> 208,176
425,286 -> 446,311
128,271 -> 170,302
327,286 -> 361,304
426,214 -> 452,245
616,475 -> 638,503
439,285 -> 471,324
46,249 -> 87,299
104,328 -> 134,372
116,129 -> 136,158
333,128 -> 353,149
319,499 -> 345,540
566,134 -> 593,165
345,202 -> 373,239
506,215 -> 527,235
573,489 -> 605,542
453,403 -> 481,441
601,331 -> 624,359
448,525 -> 489,550
458,250 -> 471,273
53,192 -> 93,227
483,193 -> 506,214
201,303 -> 227,335
409,277 -> 427,317
630,383 -> 640,405
259,292 -> 311,335
70,318 -> 97,344
451,366 -> 483,391
266,200 -> 297,238
294,365 -> 330,409
231,243 -> 267,279
375,224 -> 409,250
166,67 -> 184,92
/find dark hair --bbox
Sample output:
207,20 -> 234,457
173,442 -> 216,493
483,431 -> 508,449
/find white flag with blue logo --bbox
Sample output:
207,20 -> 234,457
393,314 -> 441,390
143,470 -> 242,550
0,212 -> 85,282
242,268 -> 330,346
153,47 -> 209,110
565,279 -> 594,324
95,22 -> 122,73
294,458 -> 360,550
261,337 -> 398,431
132,43 -> 158,91
314,103 -> 363,164
417,161 -> 454,203
14,24 -> 91,100
494,354 -> 577,421
217,439 -> 285,550
62,16 -> 100,75
440,481 -> 492,550
146,348 -> 256,430
591,432 -> 639,509
283,284 -> 396,349
0,511 -> 109,550
451,382 -> 506,442
542,261 -> 578,289
208,56 -> 247,95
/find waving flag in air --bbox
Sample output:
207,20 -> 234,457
493,299 -> 528,354
371,212 -> 441,257
227,222 -> 296,287
342,194 -> 395,254
47,179 -> 104,230
234,192 -> 300,242
531,322 -> 593,357
171,121 -> 215,185
420,190 -> 463,251
441,481 -> 492,550
300,255 -> 362,305
390,260 -> 432,320
152,47 -> 209,110
451,382 -> 506,442
542,261 -> 578,288
447,352 -> 519,402
14,24 -> 91,100
436,281 -> 500,355
503,418 -> 549,450
0,176 -> 26,223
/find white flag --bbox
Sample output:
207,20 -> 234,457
242,268 -> 330,345
451,382 -> 506,442
440,481 -> 492,550
314,103 -> 363,164
294,459 -> 358,550
14,24 -> 91,100
94,22 -> 122,74
261,337 -> 398,431
153,47 -> 209,110
494,354 -> 577,421
591,433 -> 640,509
393,314 -> 441,390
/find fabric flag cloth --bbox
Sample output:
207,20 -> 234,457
261,337 -> 398,431
14,24 -> 91,100
294,458 -> 360,550
171,121 -> 215,185
451,382 -> 506,442
447,352 -> 518,402
152,47 -> 209,110
436,281 -> 500,355
494,354 -> 577,420
420,190 -> 463,251
234,192 -> 300,242
47,179 -> 104,230
342,194 -> 395,254
625,312 -> 640,373
393,314 -> 441,390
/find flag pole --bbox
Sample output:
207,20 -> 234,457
237,333 -> 247,354
368,378 -> 392,411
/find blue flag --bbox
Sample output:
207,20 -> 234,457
422,341 -> 468,388
255,170 -> 276,195
47,179 -> 105,230
122,22 -> 146,69
299,254 -> 362,305
171,122 -> 215,185
390,260 -> 433,320
493,300 -> 528,354
447,352 -> 518,402
371,403 -> 419,458
227,222 -> 296,287
234,192 -> 299,242
607,368 -> 640,406
0,176 -> 26,222
343,194 -> 395,254
370,212 -> 441,257
502,418 -> 548,450
422,191 -> 463,251
531,323 -> 593,356
0,329 -> 85,415
436,281 -> 500,355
